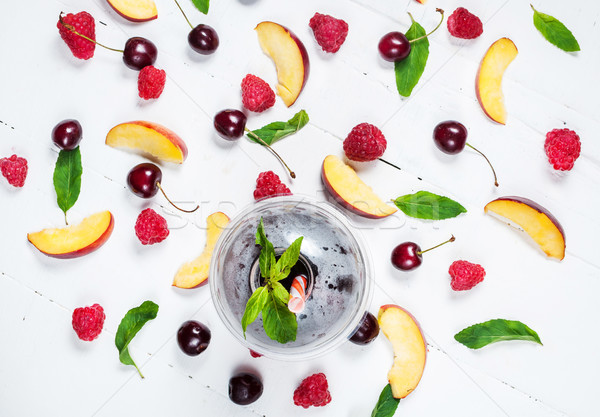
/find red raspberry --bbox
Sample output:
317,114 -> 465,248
309,13 -> 349,53
253,171 -> 292,201
241,74 -> 275,113
249,349 -> 262,358
544,128 -> 581,171
138,66 -> 166,100
135,208 -> 169,245
447,8 -> 483,39
72,304 -> 105,341
293,373 -> 332,408
57,12 -> 96,60
449,260 -> 485,291
343,123 -> 387,162
0,154 -> 28,187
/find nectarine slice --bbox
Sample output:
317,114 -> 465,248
27,211 -> 114,259
106,0 -> 158,22
476,38 -> 518,125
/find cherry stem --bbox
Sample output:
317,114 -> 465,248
466,143 -> 499,187
156,182 -> 199,213
418,235 -> 455,255
59,13 -> 124,53
173,0 -> 194,30
409,8 -> 445,44
245,128 -> 296,179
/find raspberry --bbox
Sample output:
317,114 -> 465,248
447,8 -> 483,39
0,154 -> 28,187
72,304 -> 105,341
309,13 -> 349,53
57,12 -> 96,60
253,171 -> 292,201
544,128 -> 581,171
343,123 -> 387,162
241,74 -> 275,113
134,208 -> 169,245
138,66 -> 166,100
249,349 -> 262,358
449,260 -> 485,291
293,373 -> 332,408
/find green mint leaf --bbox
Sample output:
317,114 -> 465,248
256,218 -> 275,278
248,110 -> 309,146
455,319 -> 543,349
115,300 -> 159,378
262,292 -> 297,344
270,281 -> 290,305
241,286 -> 269,336
371,384 -> 400,417
53,147 -> 82,222
190,0 -> 209,14
393,191 -> 466,220
532,5 -> 580,52
273,236 -> 303,282
395,16 -> 428,97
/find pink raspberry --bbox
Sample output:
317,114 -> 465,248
1,154 -> 28,187
447,8 -> 483,39
449,260 -> 485,291
309,13 -> 349,53
138,66 -> 166,100
293,373 -> 332,408
343,123 -> 387,162
72,304 -> 105,341
241,74 -> 275,113
544,128 -> 581,171
134,208 -> 169,245
57,11 -> 96,60
253,171 -> 292,201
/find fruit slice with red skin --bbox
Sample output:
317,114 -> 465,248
321,155 -> 397,219
255,21 -> 309,107
106,121 -> 188,163
476,38 -> 518,125
378,305 -> 427,399
106,0 -> 158,22
484,196 -> 565,260
28,211 -> 114,259
173,212 -> 230,288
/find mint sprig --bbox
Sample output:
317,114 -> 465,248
190,0 -> 209,15
53,147 -> 82,224
455,319 -> 542,349
241,218 -> 303,344
531,5 -> 580,52
247,110 -> 309,146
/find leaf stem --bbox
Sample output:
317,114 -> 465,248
418,235 -> 455,255
64,212 -> 68,226
245,128 -> 296,179
409,8 -> 445,43
173,0 -> 194,29
58,13 -> 124,53
156,183 -> 199,213
466,143 -> 499,187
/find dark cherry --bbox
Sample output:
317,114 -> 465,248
433,121 -> 467,154
188,24 -> 219,55
228,372 -> 263,405
123,37 -> 158,70
177,320 -> 211,356
378,32 -> 411,62
391,236 -> 455,271
349,311 -> 380,345
127,163 -> 162,198
214,109 -> 247,140
52,119 -> 82,150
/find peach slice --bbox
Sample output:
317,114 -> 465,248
27,211 -> 114,259
476,38 -> 518,125
106,121 -> 188,164
255,21 -> 309,107
173,212 -> 230,289
106,0 -> 158,22
485,196 -> 565,260
378,305 -> 427,399
321,155 -> 397,219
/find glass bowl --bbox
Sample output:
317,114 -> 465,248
209,195 -> 373,361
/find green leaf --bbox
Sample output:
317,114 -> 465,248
455,319 -> 543,349
115,301 -> 159,378
270,281 -> 290,305
255,218 -> 275,278
371,384 -> 400,417
532,5 -> 580,52
248,110 -> 309,146
395,16 -> 428,97
241,286 -> 269,336
53,148 -> 82,222
190,0 -> 209,15
262,292 -> 297,344
393,191 -> 466,220
273,236 -> 303,282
